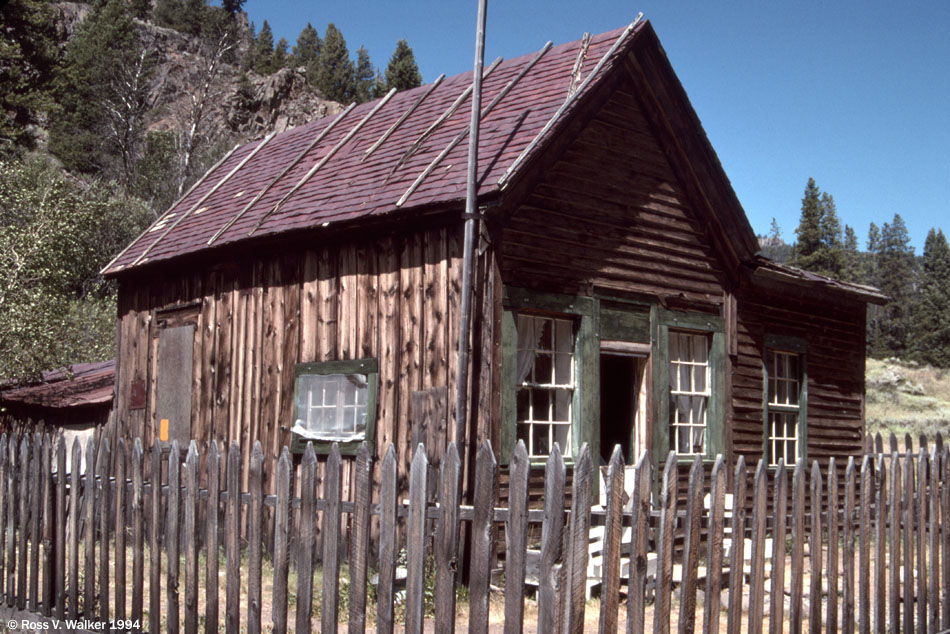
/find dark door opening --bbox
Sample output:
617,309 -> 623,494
599,353 -> 645,464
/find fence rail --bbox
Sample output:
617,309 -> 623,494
0,430 -> 948,634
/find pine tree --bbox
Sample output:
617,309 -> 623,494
384,39 -> 422,92
293,23 -> 321,70
221,0 -> 245,15
911,228 -> 950,367
869,214 -> 916,358
312,23 -> 355,103
865,222 -> 882,285
152,0 -> 183,30
48,0 -> 147,174
371,70 -> 388,99
0,0 -> 60,149
353,46 -> 376,103
273,38 -> 290,70
842,225 -> 861,283
248,20 -> 276,74
129,0 -> 151,20
818,192 -> 845,277
791,178 -> 823,270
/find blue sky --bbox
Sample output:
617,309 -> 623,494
243,1 -> 950,251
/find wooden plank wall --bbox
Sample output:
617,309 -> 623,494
732,289 -> 867,467
500,86 -> 727,306
113,224 -> 477,506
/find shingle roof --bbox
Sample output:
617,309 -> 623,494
103,20 -> 646,275
0,360 -> 115,409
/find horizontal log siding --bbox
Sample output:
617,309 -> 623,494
500,87 -> 727,305
114,226 -> 474,502
732,289 -> 867,465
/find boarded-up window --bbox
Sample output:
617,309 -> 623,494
155,324 -> 195,446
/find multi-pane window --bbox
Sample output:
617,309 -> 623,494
669,331 -> 710,455
766,350 -> 801,466
291,358 -> 378,453
515,315 -> 574,457
294,374 -> 369,441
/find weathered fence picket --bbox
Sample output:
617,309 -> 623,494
167,440 -> 181,634
272,448 -> 291,634
2,431 -> 950,634
705,456 -> 726,634
826,458 -> 839,634
248,442 -> 263,634
748,460 -> 767,634
320,444 -> 342,634
348,442 -> 372,634
468,441 -> 497,634
504,441 -> 529,634
538,444 -> 565,634
727,455 -> 746,634
149,442 -> 161,634
679,455 -> 703,634
82,438 -> 94,617
599,446 -> 625,634
131,438 -> 144,626
296,444 -> 316,634
435,442 -> 461,634
115,438 -> 127,625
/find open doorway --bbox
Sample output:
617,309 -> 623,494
599,342 -> 649,464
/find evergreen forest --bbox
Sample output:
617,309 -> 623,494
760,177 -> 950,367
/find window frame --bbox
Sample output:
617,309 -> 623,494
514,314 -> 576,458
762,334 -> 808,466
652,309 -> 725,460
290,357 -> 379,455
500,287 -> 597,464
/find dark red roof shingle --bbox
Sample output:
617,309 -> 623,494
104,22 -> 645,275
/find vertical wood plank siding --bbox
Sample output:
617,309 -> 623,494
114,225 -> 471,499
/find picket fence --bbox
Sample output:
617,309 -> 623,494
0,430 -> 948,634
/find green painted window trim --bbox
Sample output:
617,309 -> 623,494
652,309 -> 726,460
762,335 -> 808,465
290,357 -> 379,456
500,287 -> 598,465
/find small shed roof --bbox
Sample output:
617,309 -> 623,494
0,360 -> 115,409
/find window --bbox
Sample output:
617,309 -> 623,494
668,331 -> 710,455
764,337 -> 806,466
500,288 -> 596,464
291,358 -> 378,454
515,315 -> 574,457
653,309 -> 724,459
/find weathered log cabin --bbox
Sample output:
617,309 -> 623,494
103,20 -> 885,505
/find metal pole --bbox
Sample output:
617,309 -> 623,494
455,0 -> 487,454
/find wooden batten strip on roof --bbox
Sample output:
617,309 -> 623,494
390,56 -> 503,177
566,33 -> 591,99
207,102 -> 358,246
131,134 -> 276,267
102,144 -> 239,274
362,74 -> 446,162
395,42 -> 554,209
497,14 -> 643,190
248,87 -> 399,236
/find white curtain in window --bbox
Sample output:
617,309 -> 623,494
516,315 -> 543,384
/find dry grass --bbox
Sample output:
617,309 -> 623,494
866,357 -> 950,444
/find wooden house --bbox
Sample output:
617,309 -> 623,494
103,20 -> 885,503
